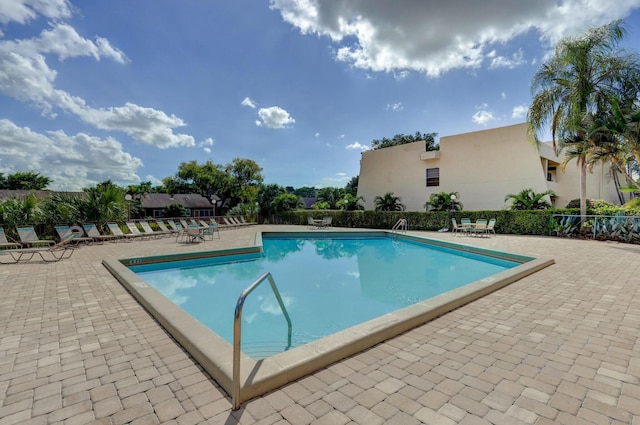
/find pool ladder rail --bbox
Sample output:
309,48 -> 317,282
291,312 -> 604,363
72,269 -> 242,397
392,218 -> 408,233
233,271 -> 292,410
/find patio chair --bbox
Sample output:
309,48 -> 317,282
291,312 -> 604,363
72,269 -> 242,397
183,224 -> 205,243
106,223 -> 139,241
55,225 -> 94,245
451,218 -> 463,235
308,216 -> 318,229
485,218 -> 496,236
4,238 -> 76,263
16,226 -> 55,247
0,228 -> 21,250
459,218 -> 473,236
321,217 -> 332,228
471,219 -> 488,237
166,220 -> 186,241
198,220 -> 220,240
83,223 -> 120,243
139,221 -> 170,238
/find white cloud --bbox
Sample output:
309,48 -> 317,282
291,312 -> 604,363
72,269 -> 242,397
345,141 -> 370,151
489,48 -> 526,69
256,106 -> 295,128
0,119 -> 143,190
79,103 -> 195,149
241,97 -> 257,108
472,110 -> 496,125
0,17 -> 195,149
512,104 -> 529,119
145,175 -> 163,187
315,132 -> 320,138
199,137 -> 214,153
0,0 -> 72,25
386,102 -> 404,112
323,172 -> 352,184
270,0 -> 640,77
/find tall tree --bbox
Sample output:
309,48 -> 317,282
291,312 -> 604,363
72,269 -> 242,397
316,187 -> 345,209
257,183 -> 285,220
271,193 -> 304,212
344,176 -> 358,196
371,131 -> 438,150
587,99 -> 640,193
2,172 -> 52,190
528,20 -> 640,216
225,158 -> 264,207
174,160 -> 231,207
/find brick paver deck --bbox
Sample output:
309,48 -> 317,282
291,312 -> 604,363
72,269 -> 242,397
1,225 -> 639,424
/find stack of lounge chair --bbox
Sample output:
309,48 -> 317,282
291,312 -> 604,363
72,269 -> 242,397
0,218 -> 229,263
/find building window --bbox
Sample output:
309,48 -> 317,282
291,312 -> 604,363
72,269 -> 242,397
426,168 -> 439,187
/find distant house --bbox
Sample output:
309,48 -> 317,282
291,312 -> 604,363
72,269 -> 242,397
138,193 -> 220,218
357,122 -> 622,211
300,197 -> 317,209
0,190 -> 71,199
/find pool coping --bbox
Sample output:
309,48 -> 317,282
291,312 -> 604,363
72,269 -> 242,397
103,230 -> 554,405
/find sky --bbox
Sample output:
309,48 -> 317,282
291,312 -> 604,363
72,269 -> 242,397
2,1 -> 640,191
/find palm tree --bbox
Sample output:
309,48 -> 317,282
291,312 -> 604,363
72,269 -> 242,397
0,192 -> 43,227
271,193 -> 304,213
425,192 -> 462,211
336,194 -> 364,211
587,100 -> 640,194
83,181 -> 127,225
373,192 -> 405,211
504,188 -> 556,210
528,20 -> 640,217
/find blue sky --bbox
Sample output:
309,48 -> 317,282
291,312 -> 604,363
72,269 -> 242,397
2,0 -> 640,191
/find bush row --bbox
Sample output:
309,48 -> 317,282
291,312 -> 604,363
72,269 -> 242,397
274,209 -> 585,236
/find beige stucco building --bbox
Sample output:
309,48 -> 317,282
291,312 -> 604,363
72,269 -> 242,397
357,122 -> 621,211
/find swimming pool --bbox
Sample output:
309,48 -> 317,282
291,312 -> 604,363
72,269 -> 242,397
104,230 -> 554,406
131,234 -> 518,358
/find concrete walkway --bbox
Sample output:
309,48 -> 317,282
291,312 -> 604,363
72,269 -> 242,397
1,225 -> 639,424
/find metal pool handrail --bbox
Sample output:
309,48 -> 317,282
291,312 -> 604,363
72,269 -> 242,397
233,272 -> 292,409
392,218 -> 407,232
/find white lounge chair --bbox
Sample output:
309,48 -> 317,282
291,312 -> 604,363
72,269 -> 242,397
107,223 -> 139,241
3,238 -> 76,263
83,223 -> 120,243
16,226 -> 55,247
55,225 -> 94,245
139,221 -> 170,238
0,228 -> 21,249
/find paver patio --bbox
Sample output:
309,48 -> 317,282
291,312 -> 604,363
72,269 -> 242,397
1,225 -> 639,424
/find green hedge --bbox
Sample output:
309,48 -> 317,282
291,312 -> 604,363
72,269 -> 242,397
276,209 -> 584,236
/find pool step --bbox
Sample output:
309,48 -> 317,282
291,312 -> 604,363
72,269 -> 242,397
242,340 -> 291,360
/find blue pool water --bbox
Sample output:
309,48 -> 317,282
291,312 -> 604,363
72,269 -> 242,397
132,235 -> 518,357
